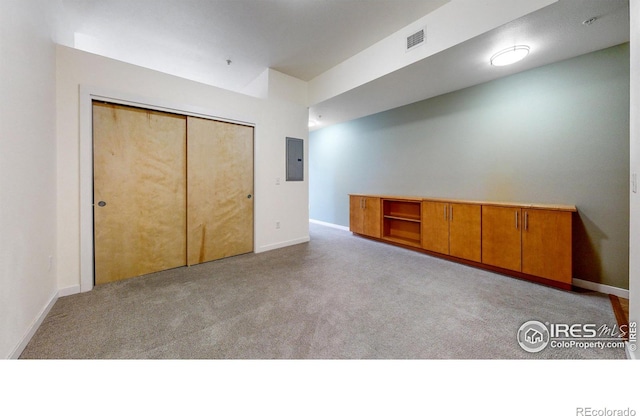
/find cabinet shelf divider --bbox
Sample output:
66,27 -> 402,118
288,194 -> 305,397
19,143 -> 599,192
383,215 -> 421,223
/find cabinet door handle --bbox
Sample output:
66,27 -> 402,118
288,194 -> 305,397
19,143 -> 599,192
524,212 -> 528,231
444,205 -> 447,221
515,210 -> 519,229
450,205 -> 453,222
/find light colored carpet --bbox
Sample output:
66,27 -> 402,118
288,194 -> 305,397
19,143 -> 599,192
20,222 -> 625,359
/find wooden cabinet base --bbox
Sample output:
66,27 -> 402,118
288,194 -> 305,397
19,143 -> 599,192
349,194 -> 575,291
351,232 -> 573,292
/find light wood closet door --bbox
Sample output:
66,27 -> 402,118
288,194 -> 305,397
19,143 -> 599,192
187,117 -> 254,265
93,102 -> 187,284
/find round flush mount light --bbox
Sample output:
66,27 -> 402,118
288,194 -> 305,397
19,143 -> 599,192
490,45 -> 530,67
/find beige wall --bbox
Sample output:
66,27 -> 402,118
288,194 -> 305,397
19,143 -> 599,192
56,46 -> 309,293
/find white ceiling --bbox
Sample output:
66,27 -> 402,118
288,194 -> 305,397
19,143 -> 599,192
58,0 -> 448,89
57,0 -> 630,131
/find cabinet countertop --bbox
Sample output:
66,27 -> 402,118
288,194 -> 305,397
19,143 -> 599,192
349,194 -> 577,212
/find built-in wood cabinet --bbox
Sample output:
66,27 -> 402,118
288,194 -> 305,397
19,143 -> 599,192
349,195 -> 381,238
521,208 -> 573,284
481,205 -> 522,272
422,201 -> 481,262
449,203 -> 482,262
382,198 -> 422,247
349,194 -> 576,290
481,205 -> 573,283
421,201 -> 449,255
422,200 -> 481,261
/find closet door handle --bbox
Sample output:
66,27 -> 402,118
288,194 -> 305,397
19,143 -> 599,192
524,212 -> 528,231
450,206 -> 453,222
515,210 -> 519,229
444,205 -> 447,221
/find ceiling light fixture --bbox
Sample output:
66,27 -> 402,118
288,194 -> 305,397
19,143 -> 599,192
490,45 -> 530,67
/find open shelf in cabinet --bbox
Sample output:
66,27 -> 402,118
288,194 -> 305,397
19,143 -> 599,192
382,199 -> 421,247
383,199 -> 421,221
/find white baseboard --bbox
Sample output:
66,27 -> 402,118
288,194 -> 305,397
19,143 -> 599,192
9,291 -> 58,359
58,284 -> 81,297
309,219 -> 349,232
255,236 -> 311,253
572,278 -> 629,299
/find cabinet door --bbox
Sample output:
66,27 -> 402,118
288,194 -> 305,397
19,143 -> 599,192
421,201 -> 449,255
362,197 -> 381,238
449,203 -> 481,262
522,209 -> 572,283
349,196 -> 364,234
482,206 -> 521,272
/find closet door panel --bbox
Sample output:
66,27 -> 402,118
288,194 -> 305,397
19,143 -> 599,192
187,117 -> 254,265
93,102 -> 187,284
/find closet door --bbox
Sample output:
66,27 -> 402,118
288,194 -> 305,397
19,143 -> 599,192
187,117 -> 254,265
93,102 -> 187,284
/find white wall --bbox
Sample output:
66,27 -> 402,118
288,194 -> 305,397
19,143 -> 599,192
0,0 -> 58,358
628,0 -> 639,359
242,68 -> 308,106
56,46 -> 309,294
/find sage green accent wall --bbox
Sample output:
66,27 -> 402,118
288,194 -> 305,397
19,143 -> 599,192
310,43 -> 630,289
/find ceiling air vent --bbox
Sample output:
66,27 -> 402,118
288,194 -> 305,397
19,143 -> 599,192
406,28 -> 425,51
